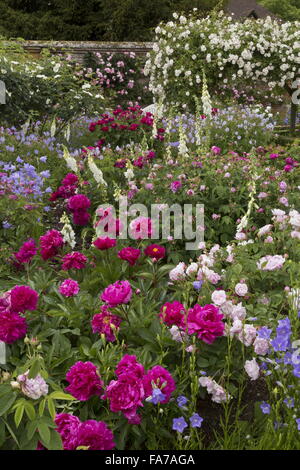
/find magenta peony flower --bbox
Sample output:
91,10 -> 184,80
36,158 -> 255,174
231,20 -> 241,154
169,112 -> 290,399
144,244 -> 166,260
76,420 -> 115,450
72,209 -> 90,226
61,252 -> 87,270
61,173 -> 78,187
115,355 -> 145,379
106,372 -> 144,423
143,365 -> 176,404
160,301 -> 186,328
40,229 -> 64,260
101,280 -> 132,308
211,146 -> 221,155
187,304 -> 225,344
93,237 -> 116,250
0,292 -> 11,314
67,194 -> 91,212
65,361 -> 103,401
59,279 -> 80,297
55,413 -> 81,450
170,180 -> 182,193
118,247 -> 141,266
0,311 -> 27,343
14,239 -> 37,264
91,306 -> 122,342
10,285 -> 38,313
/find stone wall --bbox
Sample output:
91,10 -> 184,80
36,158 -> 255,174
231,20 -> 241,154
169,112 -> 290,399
18,41 -> 154,62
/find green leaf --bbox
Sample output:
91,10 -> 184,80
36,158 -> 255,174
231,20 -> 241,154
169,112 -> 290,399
49,391 -> 75,401
38,398 -> 46,417
47,397 -> 56,420
24,401 -> 36,421
48,429 -> 63,450
14,403 -> 25,428
0,391 -> 17,416
28,357 -> 41,379
38,421 -> 51,447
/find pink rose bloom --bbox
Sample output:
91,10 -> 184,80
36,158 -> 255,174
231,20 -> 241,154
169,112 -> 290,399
17,371 -> 48,399
202,267 -> 221,285
144,244 -> 166,260
169,262 -> 186,281
61,252 -> 87,270
129,217 -> 153,239
160,301 -> 186,328
118,247 -> 141,266
76,420 -> 115,450
65,361 -> 103,401
101,280 -> 132,307
244,358 -> 260,381
142,365 -> 176,404
279,197 -> 289,207
235,283 -> 248,297
211,290 -> 227,306
14,239 -> 37,264
55,413 -> 81,450
91,306 -> 122,342
10,285 -> 38,313
93,237 -> 116,250
279,181 -> 287,192
67,194 -> 91,211
170,180 -> 182,193
235,232 -> 247,241
264,236 -> 274,243
59,279 -> 80,297
254,337 -> 269,355
106,372 -> 144,423
40,229 -> 64,260
0,311 -> 27,344
115,355 -> 145,379
187,304 -> 224,344
257,224 -> 273,237
257,255 -> 285,271
211,146 -> 221,155
238,324 -> 257,346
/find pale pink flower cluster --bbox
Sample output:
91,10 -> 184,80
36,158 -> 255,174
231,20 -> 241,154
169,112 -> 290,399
198,266 -> 221,285
211,290 -> 227,306
17,371 -> 48,400
257,224 -> 273,237
169,262 -> 186,281
220,301 -> 247,321
253,337 -> 269,355
199,376 -> 231,403
289,210 -> 300,229
230,320 -> 257,346
244,358 -> 260,381
257,255 -> 286,271
235,283 -> 248,297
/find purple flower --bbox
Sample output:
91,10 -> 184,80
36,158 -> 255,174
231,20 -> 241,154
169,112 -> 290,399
148,388 -> 166,404
190,413 -> 203,428
193,281 -> 203,291
177,395 -> 188,408
296,418 -> 300,431
260,402 -> 271,414
258,327 -> 272,339
172,417 -> 188,433
283,398 -> 294,409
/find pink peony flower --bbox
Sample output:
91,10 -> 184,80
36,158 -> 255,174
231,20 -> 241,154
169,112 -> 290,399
244,358 -> 260,381
129,217 -> 153,240
93,237 -> 116,250
101,280 -> 132,307
72,209 -> 90,226
67,194 -> 91,212
59,279 -> 80,297
211,146 -> 221,155
144,244 -> 166,260
76,420 -> 115,450
62,173 -> 78,187
91,306 -> 122,342
115,355 -> 145,379
61,252 -> 87,270
187,304 -> 224,344
257,255 -> 285,271
106,372 -> 144,423
55,413 -> 81,450
10,285 -> 38,313
14,239 -> 37,264
170,180 -> 182,193
118,247 -> 141,266
142,365 -> 176,404
65,361 -> 103,401
160,301 -> 186,328
0,311 -> 27,343
17,371 -> 48,399
40,229 -> 64,260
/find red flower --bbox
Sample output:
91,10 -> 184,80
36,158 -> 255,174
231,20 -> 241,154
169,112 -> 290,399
118,247 -> 141,266
187,304 -> 224,344
144,244 -> 165,260
93,237 -> 116,250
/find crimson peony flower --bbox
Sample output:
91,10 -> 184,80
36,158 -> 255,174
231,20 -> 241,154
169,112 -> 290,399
142,365 -> 176,404
0,311 -> 27,343
101,280 -> 132,308
14,239 -> 37,264
144,244 -> 166,260
91,306 -> 122,342
115,355 -> 145,379
10,285 -> 38,314
93,237 -> 116,250
159,301 -> 186,328
106,372 -> 144,424
72,209 -> 90,226
67,194 -> 91,212
61,173 -> 78,187
65,361 -> 103,401
55,413 -> 81,450
187,304 -> 224,344
118,247 -> 141,266
39,229 -> 64,260
76,420 -> 115,450
59,279 -> 80,297
61,252 -> 87,271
